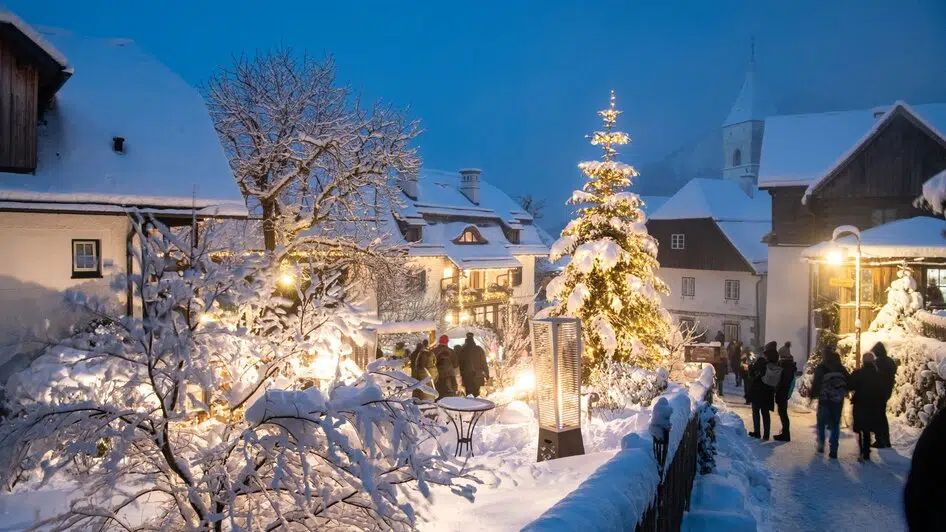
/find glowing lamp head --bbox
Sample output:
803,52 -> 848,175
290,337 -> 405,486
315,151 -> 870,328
826,248 -> 845,265
459,312 -> 471,323
443,265 -> 454,278
445,314 -> 455,325
278,272 -> 295,288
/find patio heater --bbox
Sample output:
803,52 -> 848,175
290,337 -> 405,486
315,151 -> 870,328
826,225 -> 863,367
531,317 -> 584,462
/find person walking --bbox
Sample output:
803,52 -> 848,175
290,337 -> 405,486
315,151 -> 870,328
713,353 -> 728,397
458,332 -> 489,397
729,340 -> 743,388
870,341 -> 897,448
742,347 -> 754,405
904,409 -> 946,530
433,335 -> 459,398
778,341 -> 793,362
849,351 -> 888,462
773,348 -> 798,442
410,341 -> 437,401
748,342 -> 779,440
809,348 -> 849,459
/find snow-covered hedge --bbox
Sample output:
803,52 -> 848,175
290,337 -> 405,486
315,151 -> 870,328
697,401 -> 718,475
589,362 -> 669,416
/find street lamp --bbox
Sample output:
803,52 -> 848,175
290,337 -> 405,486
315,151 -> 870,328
829,225 -> 862,366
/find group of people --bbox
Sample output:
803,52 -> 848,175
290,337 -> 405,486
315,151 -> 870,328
398,333 -> 490,401
741,341 -> 799,442
808,341 -> 897,461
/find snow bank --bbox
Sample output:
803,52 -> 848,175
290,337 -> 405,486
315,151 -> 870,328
523,380 -> 711,531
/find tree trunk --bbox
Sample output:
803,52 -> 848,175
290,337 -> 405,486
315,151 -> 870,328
262,198 -> 277,252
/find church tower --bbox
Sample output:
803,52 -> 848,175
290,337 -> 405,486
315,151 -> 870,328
722,39 -> 774,192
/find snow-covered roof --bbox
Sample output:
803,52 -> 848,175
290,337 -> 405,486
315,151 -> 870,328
650,178 -> 771,274
406,169 -> 534,224
397,169 -> 548,267
0,10 -> 69,68
0,29 -> 247,216
759,101 -> 946,188
723,62 -> 774,127
640,195 -> 670,215
649,178 -> 770,222
803,216 -> 946,260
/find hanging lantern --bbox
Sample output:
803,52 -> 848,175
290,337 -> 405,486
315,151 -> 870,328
531,317 -> 584,461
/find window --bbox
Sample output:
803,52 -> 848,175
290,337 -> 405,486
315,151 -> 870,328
870,208 -> 898,227
681,276 -> 695,297
511,267 -> 523,287
472,304 -> 499,326
927,268 -> 946,307
507,229 -> 520,245
732,149 -> 742,167
723,322 -> 741,343
405,226 -> 422,242
679,317 -> 696,331
671,233 -> 685,250
469,270 -> 484,289
724,279 -> 740,301
455,226 -> 487,244
72,239 -> 101,278
408,269 -> 427,292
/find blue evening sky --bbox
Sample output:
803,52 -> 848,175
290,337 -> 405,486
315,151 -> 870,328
9,1 -> 946,230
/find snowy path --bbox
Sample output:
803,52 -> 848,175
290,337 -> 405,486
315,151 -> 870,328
720,379 -> 912,532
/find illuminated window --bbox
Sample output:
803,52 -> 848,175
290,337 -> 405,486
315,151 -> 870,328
454,226 -> 488,244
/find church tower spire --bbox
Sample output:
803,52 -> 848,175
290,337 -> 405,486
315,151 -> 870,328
722,37 -> 774,192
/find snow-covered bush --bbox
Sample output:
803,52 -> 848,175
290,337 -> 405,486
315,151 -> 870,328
0,215 -> 468,530
870,263 -> 923,334
589,362 -> 669,417
696,402 -> 718,475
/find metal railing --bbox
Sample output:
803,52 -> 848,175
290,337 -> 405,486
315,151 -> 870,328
634,389 -> 708,532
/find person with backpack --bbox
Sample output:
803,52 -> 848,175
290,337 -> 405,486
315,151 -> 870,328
433,335 -> 459,398
870,342 -> 897,448
458,332 -> 489,397
410,340 -> 437,401
809,348 -> 849,459
748,342 -> 779,440
773,348 -> 798,442
849,351 -> 888,462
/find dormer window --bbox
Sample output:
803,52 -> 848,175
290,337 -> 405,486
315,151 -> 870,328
453,226 -> 487,245
405,226 -> 422,242
508,229 -> 520,244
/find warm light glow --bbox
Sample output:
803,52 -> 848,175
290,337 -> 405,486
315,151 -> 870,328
278,272 -> 295,287
459,312 -> 471,323
826,249 -> 844,265
514,369 -> 535,392
445,314 -> 455,325
199,313 -> 216,324
443,266 -> 454,278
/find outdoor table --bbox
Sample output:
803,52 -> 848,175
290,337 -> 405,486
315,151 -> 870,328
437,396 -> 496,457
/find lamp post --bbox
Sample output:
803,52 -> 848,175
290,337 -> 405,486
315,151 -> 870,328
828,225 -> 863,366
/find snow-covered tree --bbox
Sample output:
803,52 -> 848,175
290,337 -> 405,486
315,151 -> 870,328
545,92 -> 672,372
870,262 -> 924,333
207,49 -> 419,267
0,215 -> 468,530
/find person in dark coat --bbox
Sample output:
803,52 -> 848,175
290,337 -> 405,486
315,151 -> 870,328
410,341 -> 437,401
748,342 -> 778,440
433,335 -> 459,398
773,349 -> 798,442
849,352 -> 888,462
458,332 -> 489,397
728,340 -> 743,387
712,357 -> 728,397
809,348 -> 849,459
905,408 -> 946,531
714,330 -> 725,345
742,347 -> 754,405
870,341 -> 898,448
777,341 -> 792,362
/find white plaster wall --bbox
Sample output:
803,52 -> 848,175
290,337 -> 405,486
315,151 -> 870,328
0,212 -> 129,363
658,267 -> 764,346
512,255 -> 537,310
764,246 -> 810,364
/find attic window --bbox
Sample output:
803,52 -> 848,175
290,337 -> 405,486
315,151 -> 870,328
405,226 -> 422,242
507,229 -> 520,245
671,233 -> 685,250
112,136 -> 126,153
453,226 -> 487,245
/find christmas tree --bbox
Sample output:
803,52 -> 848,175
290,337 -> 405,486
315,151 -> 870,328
545,91 -> 671,371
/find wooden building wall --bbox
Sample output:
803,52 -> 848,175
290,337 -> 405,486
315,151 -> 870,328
647,218 -> 753,272
767,111 -> 946,247
0,33 -> 39,173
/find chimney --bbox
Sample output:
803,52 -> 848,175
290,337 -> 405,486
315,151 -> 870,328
401,172 -> 418,200
459,168 -> 481,205
871,106 -> 888,119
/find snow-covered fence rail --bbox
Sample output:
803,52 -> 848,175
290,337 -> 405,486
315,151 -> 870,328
522,368 -> 713,532
916,310 -> 946,342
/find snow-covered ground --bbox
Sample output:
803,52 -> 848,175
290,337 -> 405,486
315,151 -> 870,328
683,401 -> 774,532
720,376 -> 913,532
